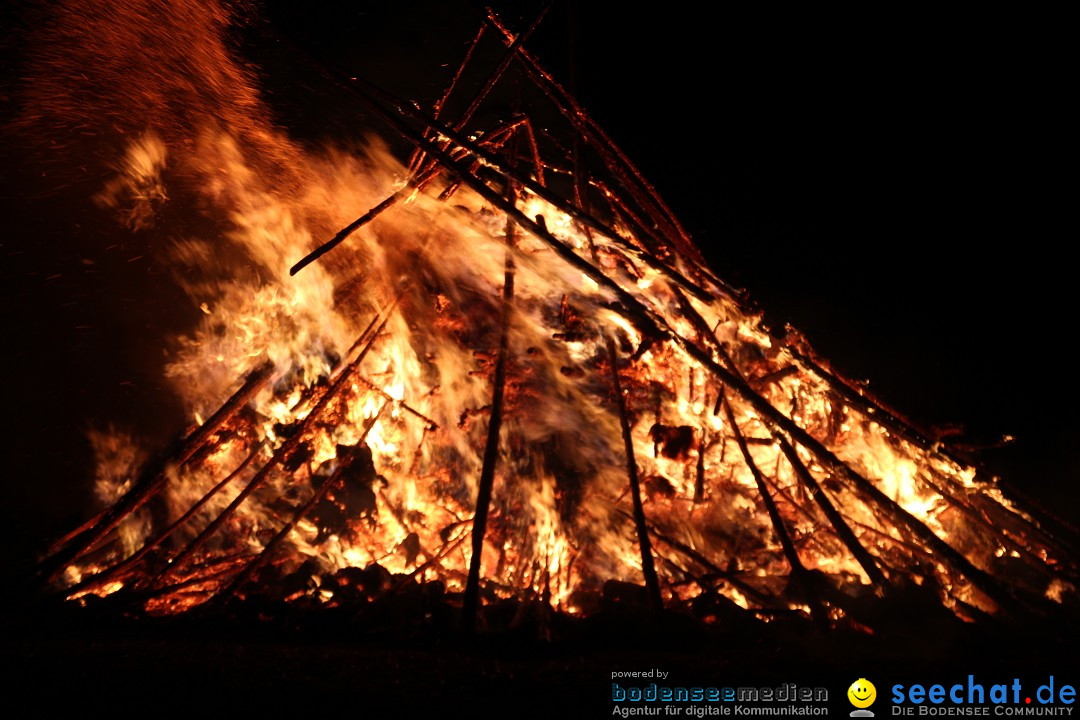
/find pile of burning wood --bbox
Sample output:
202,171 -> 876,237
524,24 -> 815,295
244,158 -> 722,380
34,2 -> 1077,633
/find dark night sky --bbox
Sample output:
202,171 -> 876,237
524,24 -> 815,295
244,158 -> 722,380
1,1 -> 1075,573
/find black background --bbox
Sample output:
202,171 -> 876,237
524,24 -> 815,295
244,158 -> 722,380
1,1 -> 1075,567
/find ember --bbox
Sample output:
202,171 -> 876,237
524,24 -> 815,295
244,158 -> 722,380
28,0 -> 1077,633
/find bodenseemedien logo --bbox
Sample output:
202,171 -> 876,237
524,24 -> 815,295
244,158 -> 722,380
849,679 -> 877,717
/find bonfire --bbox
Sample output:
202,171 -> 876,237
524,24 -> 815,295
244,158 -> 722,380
34,1 -> 1076,632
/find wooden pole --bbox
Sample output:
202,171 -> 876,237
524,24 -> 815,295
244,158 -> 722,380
773,430 -> 889,589
462,131 -> 519,632
722,396 -> 829,622
291,118 -> 522,277
609,345 -> 664,613
567,16 -> 662,608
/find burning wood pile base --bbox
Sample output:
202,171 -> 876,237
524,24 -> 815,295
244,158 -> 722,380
34,3 -> 1078,634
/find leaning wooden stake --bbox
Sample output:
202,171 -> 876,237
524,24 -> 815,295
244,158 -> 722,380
567,52 -> 662,614
609,345 -> 664,613
407,22 -> 486,174
773,431 -> 889,590
462,140 -> 519,632
293,5 -> 544,276
722,396 -> 828,623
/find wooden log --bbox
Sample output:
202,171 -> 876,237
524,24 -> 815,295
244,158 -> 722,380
462,140 -> 518,632
569,74 -> 662,613
693,428 -> 707,503
521,116 -> 546,187
291,116 -> 521,278
609,342 -> 663,613
290,192 -> 403,276
45,507 -> 108,556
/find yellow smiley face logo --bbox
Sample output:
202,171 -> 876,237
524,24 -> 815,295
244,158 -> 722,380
848,679 -> 876,708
